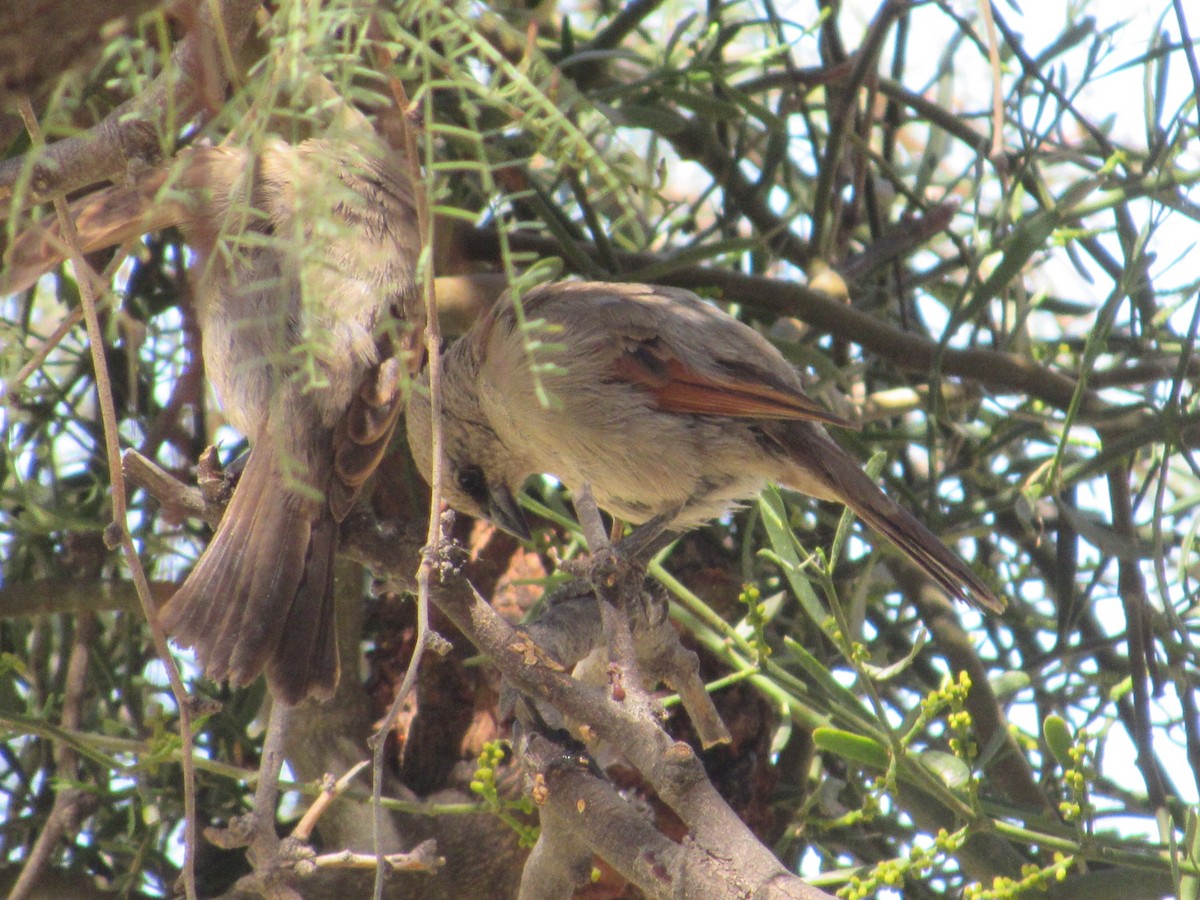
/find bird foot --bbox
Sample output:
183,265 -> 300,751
613,510 -> 679,561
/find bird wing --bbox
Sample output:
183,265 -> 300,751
610,338 -> 858,427
518,282 -> 857,429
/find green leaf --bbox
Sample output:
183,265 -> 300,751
1181,807 -> 1200,900
781,637 -> 868,716
628,236 -> 761,281
606,102 -> 689,135
861,627 -> 928,681
758,486 -> 827,629
1056,499 -> 1159,561
1043,715 -> 1074,768
922,750 -> 971,789
812,727 -> 890,769
957,210 -> 1059,327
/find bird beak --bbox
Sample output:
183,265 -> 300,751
487,484 -> 532,541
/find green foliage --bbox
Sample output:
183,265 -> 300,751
469,741 -> 538,848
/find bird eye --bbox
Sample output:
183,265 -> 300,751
456,465 -> 487,503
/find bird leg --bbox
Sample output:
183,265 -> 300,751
612,509 -> 680,562
568,485 -> 659,718
572,488 -> 677,563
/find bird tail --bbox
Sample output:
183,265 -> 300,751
160,439 -> 339,704
778,425 -> 1004,613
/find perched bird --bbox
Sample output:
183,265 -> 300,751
147,135 -> 421,703
406,281 -> 1003,613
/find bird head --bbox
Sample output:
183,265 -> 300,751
405,345 -> 533,541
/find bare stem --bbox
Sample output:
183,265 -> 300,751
369,44 -> 445,900
16,98 -> 199,900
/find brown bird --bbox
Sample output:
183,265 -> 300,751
406,281 -> 1003,613
145,136 -> 421,703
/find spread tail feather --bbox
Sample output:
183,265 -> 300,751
780,425 -> 1004,613
162,443 -> 340,704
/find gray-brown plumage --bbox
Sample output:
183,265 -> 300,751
149,136 -> 420,703
406,281 -> 1003,614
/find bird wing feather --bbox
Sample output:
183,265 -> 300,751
610,342 -> 858,427
518,283 -> 858,429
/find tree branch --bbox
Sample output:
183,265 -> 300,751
0,0 -> 260,207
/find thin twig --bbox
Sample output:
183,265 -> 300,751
1,245 -> 132,404
810,0 -> 908,258
313,840 -> 442,873
1107,466 -> 1170,811
571,484 -> 610,554
16,98 -> 199,900
249,702 -> 291,862
569,485 -> 664,743
978,0 -> 1006,161
1173,0 -> 1200,113
369,45 -> 444,900
2,305 -> 85,404
122,447 -> 217,525
6,615 -> 97,900
291,760 -> 370,843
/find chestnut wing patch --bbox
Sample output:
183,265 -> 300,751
612,339 -> 858,429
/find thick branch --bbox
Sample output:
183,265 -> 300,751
0,0 -> 260,206
426,570 -> 830,898
519,730 -> 773,900
511,579 -> 731,750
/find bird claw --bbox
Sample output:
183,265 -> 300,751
613,510 -> 679,561
584,545 -> 636,591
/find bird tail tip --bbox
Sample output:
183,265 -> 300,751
161,447 -> 340,703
